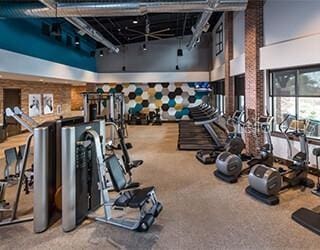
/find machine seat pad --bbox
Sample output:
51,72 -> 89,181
114,187 -> 154,208
131,160 -> 144,168
128,186 -> 154,208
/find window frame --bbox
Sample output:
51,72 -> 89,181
215,23 -> 223,56
269,65 -> 320,140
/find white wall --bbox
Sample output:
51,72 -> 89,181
261,0 -> 320,70
0,48 -> 97,83
260,34 -> 320,70
210,14 -> 225,81
0,48 -> 210,84
210,64 -> 225,81
98,71 -> 210,83
264,0 -> 320,46
233,11 -> 245,59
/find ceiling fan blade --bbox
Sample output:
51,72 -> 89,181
128,35 -> 145,41
148,34 -> 163,40
156,34 -> 175,37
125,28 -> 145,36
151,28 -> 171,35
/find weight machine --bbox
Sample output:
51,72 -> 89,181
82,92 -> 128,146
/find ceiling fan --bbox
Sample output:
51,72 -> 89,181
125,16 -> 175,42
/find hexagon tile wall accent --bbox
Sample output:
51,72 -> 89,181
98,82 -> 210,121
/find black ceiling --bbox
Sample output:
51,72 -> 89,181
85,12 -> 222,46
5,0 -> 222,46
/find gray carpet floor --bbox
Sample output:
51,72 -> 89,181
1,123 -> 320,249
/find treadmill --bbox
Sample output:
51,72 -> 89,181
178,104 -> 227,151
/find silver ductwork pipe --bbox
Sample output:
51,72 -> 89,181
38,0 -> 119,53
0,0 -> 247,52
0,1 -> 208,17
187,0 -> 247,50
0,1 -> 247,18
186,9 -> 213,49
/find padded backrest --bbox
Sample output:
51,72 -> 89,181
5,147 -> 18,166
18,144 -> 26,160
106,155 -> 127,192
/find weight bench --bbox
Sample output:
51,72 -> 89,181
95,154 -> 162,232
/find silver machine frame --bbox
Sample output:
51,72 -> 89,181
82,92 -> 127,144
62,119 -> 106,232
0,107 -> 50,233
61,120 -> 159,231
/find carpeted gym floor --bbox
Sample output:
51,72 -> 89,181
1,123 -> 320,249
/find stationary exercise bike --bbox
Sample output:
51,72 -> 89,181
214,115 -> 273,183
246,115 -> 314,205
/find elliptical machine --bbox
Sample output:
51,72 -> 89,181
213,112 -> 271,183
243,115 -> 274,172
196,110 -> 246,164
292,147 -> 320,235
246,115 -> 314,205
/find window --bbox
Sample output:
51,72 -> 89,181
215,23 -> 223,56
235,75 -> 245,111
269,67 -> 320,139
212,80 -> 225,114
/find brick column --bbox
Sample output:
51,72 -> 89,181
245,0 -> 264,155
224,12 -> 234,116
86,83 -> 96,92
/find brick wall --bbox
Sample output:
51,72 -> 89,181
224,12 -> 235,116
71,85 -> 86,111
245,0 -> 265,154
0,79 -> 72,126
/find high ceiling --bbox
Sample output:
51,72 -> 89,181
85,13 -> 222,46
5,0 -> 222,46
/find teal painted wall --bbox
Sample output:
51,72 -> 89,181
0,19 -> 96,71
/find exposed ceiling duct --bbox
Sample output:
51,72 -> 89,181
187,0 -> 247,50
37,0 -> 119,53
0,0 -> 247,51
1,0 -> 246,18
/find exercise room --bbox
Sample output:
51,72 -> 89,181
1,0 -> 320,249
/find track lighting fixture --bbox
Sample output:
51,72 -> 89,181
100,50 -> 104,57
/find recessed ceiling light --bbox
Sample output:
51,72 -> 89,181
132,19 -> 138,24
100,50 -> 104,57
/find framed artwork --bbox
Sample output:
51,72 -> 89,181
43,94 -> 54,114
28,94 -> 41,117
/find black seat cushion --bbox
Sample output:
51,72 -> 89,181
128,187 -> 154,208
114,187 -> 155,208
